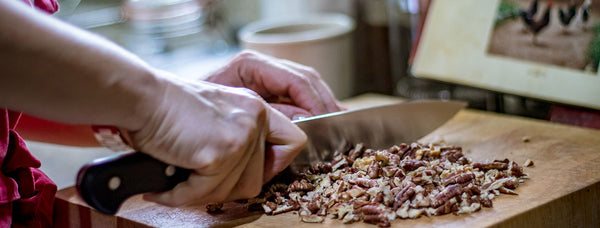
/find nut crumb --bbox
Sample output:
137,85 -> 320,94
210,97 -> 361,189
523,159 -> 534,167
522,136 -> 531,143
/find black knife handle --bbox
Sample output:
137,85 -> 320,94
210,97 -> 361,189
76,152 -> 192,215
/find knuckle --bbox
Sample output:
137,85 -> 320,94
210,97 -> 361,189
242,87 -> 262,99
192,152 -> 222,173
235,50 -> 260,61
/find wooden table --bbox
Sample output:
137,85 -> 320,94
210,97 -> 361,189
53,94 -> 600,227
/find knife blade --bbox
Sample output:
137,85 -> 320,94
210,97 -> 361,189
76,100 -> 466,215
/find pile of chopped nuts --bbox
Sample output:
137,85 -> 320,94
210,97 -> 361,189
208,142 -> 530,227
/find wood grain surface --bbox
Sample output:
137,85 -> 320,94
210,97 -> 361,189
53,95 -> 600,227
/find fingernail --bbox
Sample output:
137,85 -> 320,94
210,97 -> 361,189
292,114 -> 309,121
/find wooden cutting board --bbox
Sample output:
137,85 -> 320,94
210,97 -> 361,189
53,94 -> 600,227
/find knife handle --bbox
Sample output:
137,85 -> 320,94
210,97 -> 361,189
76,152 -> 192,215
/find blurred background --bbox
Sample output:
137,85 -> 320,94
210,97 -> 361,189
54,0 -> 553,118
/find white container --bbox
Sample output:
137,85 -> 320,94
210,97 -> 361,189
238,14 -> 355,99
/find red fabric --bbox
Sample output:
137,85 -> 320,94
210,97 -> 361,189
0,109 -> 57,228
20,0 -> 59,14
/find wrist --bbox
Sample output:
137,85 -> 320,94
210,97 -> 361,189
115,68 -> 170,132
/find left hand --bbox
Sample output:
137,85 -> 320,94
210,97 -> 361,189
204,50 -> 345,120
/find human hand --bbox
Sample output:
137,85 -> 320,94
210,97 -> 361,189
205,50 -> 345,120
131,72 -> 306,206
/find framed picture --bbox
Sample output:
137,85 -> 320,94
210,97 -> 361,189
412,0 -> 600,109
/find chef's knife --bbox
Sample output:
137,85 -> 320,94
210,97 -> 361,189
76,100 -> 466,215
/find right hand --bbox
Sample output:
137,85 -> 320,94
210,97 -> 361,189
131,72 -> 306,206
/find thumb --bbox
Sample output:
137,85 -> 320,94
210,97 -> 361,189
263,108 -> 307,182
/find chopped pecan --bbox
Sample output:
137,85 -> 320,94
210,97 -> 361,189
305,201 -> 320,214
262,201 -> 277,214
387,145 -> 401,154
433,184 -> 462,207
367,160 -> 380,179
363,149 -> 376,158
338,192 -> 352,202
382,166 -> 400,177
401,159 -> 427,172
271,200 -> 300,215
353,199 -> 371,209
480,195 -> 493,208
288,179 -> 314,192
472,161 -> 508,170
371,192 -> 384,204
503,178 -> 518,189
498,187 -> 518,195
348,143 -> 365,161
251,142 -> 528,226
442,172 -> 475,186
352,177 -> 377,188
309,163 -> 332,174
393,184 -> 416,210
346,185 -> 366,198
375,150 -> 390,164
509,161 -> 525,177
362,214 -> 391,227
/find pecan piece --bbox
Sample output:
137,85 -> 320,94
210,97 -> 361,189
348,143 -> 365,160
288,179 -> 314,192
352,177 -> 377,188
432,184 -> 461,207
393,184 -> 416,210
401,159 -> 427,172
382,166 -> 400,177
262,201 -> 278,215
442,172 -> 475,186
367,160 -> 380,179
472,161 -> 508,170
440,146 -> 464,162
362,214 -> 390,227
309,163 -> 332,174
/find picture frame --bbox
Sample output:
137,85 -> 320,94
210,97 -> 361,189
412,0 -> 600,110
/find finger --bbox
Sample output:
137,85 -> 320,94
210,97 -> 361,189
236,52 -> 330,115
268,103 -> 312,120
277,59 -> 343,114
144,130 -> 259,206
223,133 -> 265,202
199,134 -> 262,204
144,150 -> 251,206
263,108 -> 307,182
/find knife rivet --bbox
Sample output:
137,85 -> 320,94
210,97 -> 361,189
165,165 -> 176,177
108,176 -> 121,190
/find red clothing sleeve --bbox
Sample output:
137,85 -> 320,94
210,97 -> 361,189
20,0 -> 58,14
0,109 -> 57,227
